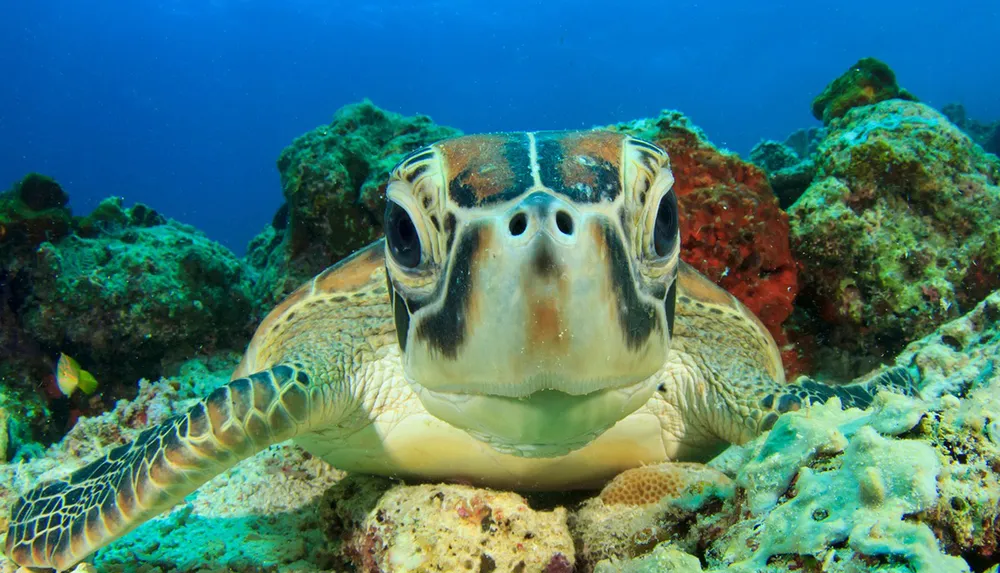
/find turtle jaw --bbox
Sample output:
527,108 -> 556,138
410,376 -> 660,458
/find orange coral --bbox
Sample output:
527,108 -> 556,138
599,462 -> 733,506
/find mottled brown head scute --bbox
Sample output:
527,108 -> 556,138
382,130 -> 680,457
436,134 -> 533,208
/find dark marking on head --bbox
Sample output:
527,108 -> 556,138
415,224 -> 482,358
444,212 -> 457,252
532,243 -> 560,278
760,394 -> 775,409
678,295 -> 692,304
430,214 -> 440,232
649,281 -> 667,303
536,132 -> 622,203
440,134 -> 532,207
393,286 -> 411,352
600,220 -> 659,349
393,148 -> 435,174
709,307 -> 724,315
409,164 -> 429,184
629,138 -> 663,154
664,279 -> 677,338
384,271 -> 394,310
761,412 -> 780,431
617,205 -> 629,237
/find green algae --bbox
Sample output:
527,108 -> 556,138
812,57 -> 918,125
789,101 -> 1000,377
247,100 -> 461,311
0,174 -> 74,251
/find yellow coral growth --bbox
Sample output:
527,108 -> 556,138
599,462 -> 732,506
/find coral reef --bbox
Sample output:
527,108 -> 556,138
2,245 -> 997,573
941,103 -> 1000,157
0,356 -> 351,573
573,463 -> 733,568
23,219 -> 253,384
748,139 -> 817,208
608,111 -> 803,374
0,181 -> 255,452
5,93 -> 997,572
246,100 -> 461,312
598,462 -> 733,507
322,478 -> 575,572
811,57 -> 918,125
582,289 -> 1000,572
0,407 -> 7,462
593,544 -> 702,573
0,173 -> 73,252
788,100 -> 1000,378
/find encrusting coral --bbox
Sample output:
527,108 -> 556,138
322,478 -> 575,573
0,178 -> 257,452
246,100 -> 461,312
584,290 -> 1000,573
788,100 -> 1000,379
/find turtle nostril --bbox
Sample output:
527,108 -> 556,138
555,211 -> 574,235
509,212 -> 528,236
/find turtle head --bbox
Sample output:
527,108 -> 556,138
383,131 -> 680,457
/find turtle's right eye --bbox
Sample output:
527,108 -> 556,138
386,201 -> 422,268
651,191 -> 678,259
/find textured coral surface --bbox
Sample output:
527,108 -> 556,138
247,100 -> 461,312
789,100 -> 1000,378
324,479 -> 575,573
599,462 -> 733,507
1,183 -> 255,452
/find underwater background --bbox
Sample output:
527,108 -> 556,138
2,1 -> 1000,572
2,0 -> 998,253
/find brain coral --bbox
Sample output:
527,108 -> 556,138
599,462 -> 733,507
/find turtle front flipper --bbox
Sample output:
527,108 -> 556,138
660,263 -> 920,454
756,365 -> 921,421
4,363 -> 319,571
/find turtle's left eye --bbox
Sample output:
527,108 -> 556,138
652,192 -> 678,258
386,201 -> 421,268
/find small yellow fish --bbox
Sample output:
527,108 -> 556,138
56,353 -> 99,397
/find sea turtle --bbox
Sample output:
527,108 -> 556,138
4,130 -> 909,570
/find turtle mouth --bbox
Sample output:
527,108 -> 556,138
410,376 -> 658,458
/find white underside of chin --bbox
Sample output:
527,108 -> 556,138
409,376 -> 659,458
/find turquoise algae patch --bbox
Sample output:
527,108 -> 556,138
709,394 -> 967,572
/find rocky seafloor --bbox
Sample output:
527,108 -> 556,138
1,57 -> 999,572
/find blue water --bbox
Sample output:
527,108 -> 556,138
2,1 -> 998,254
